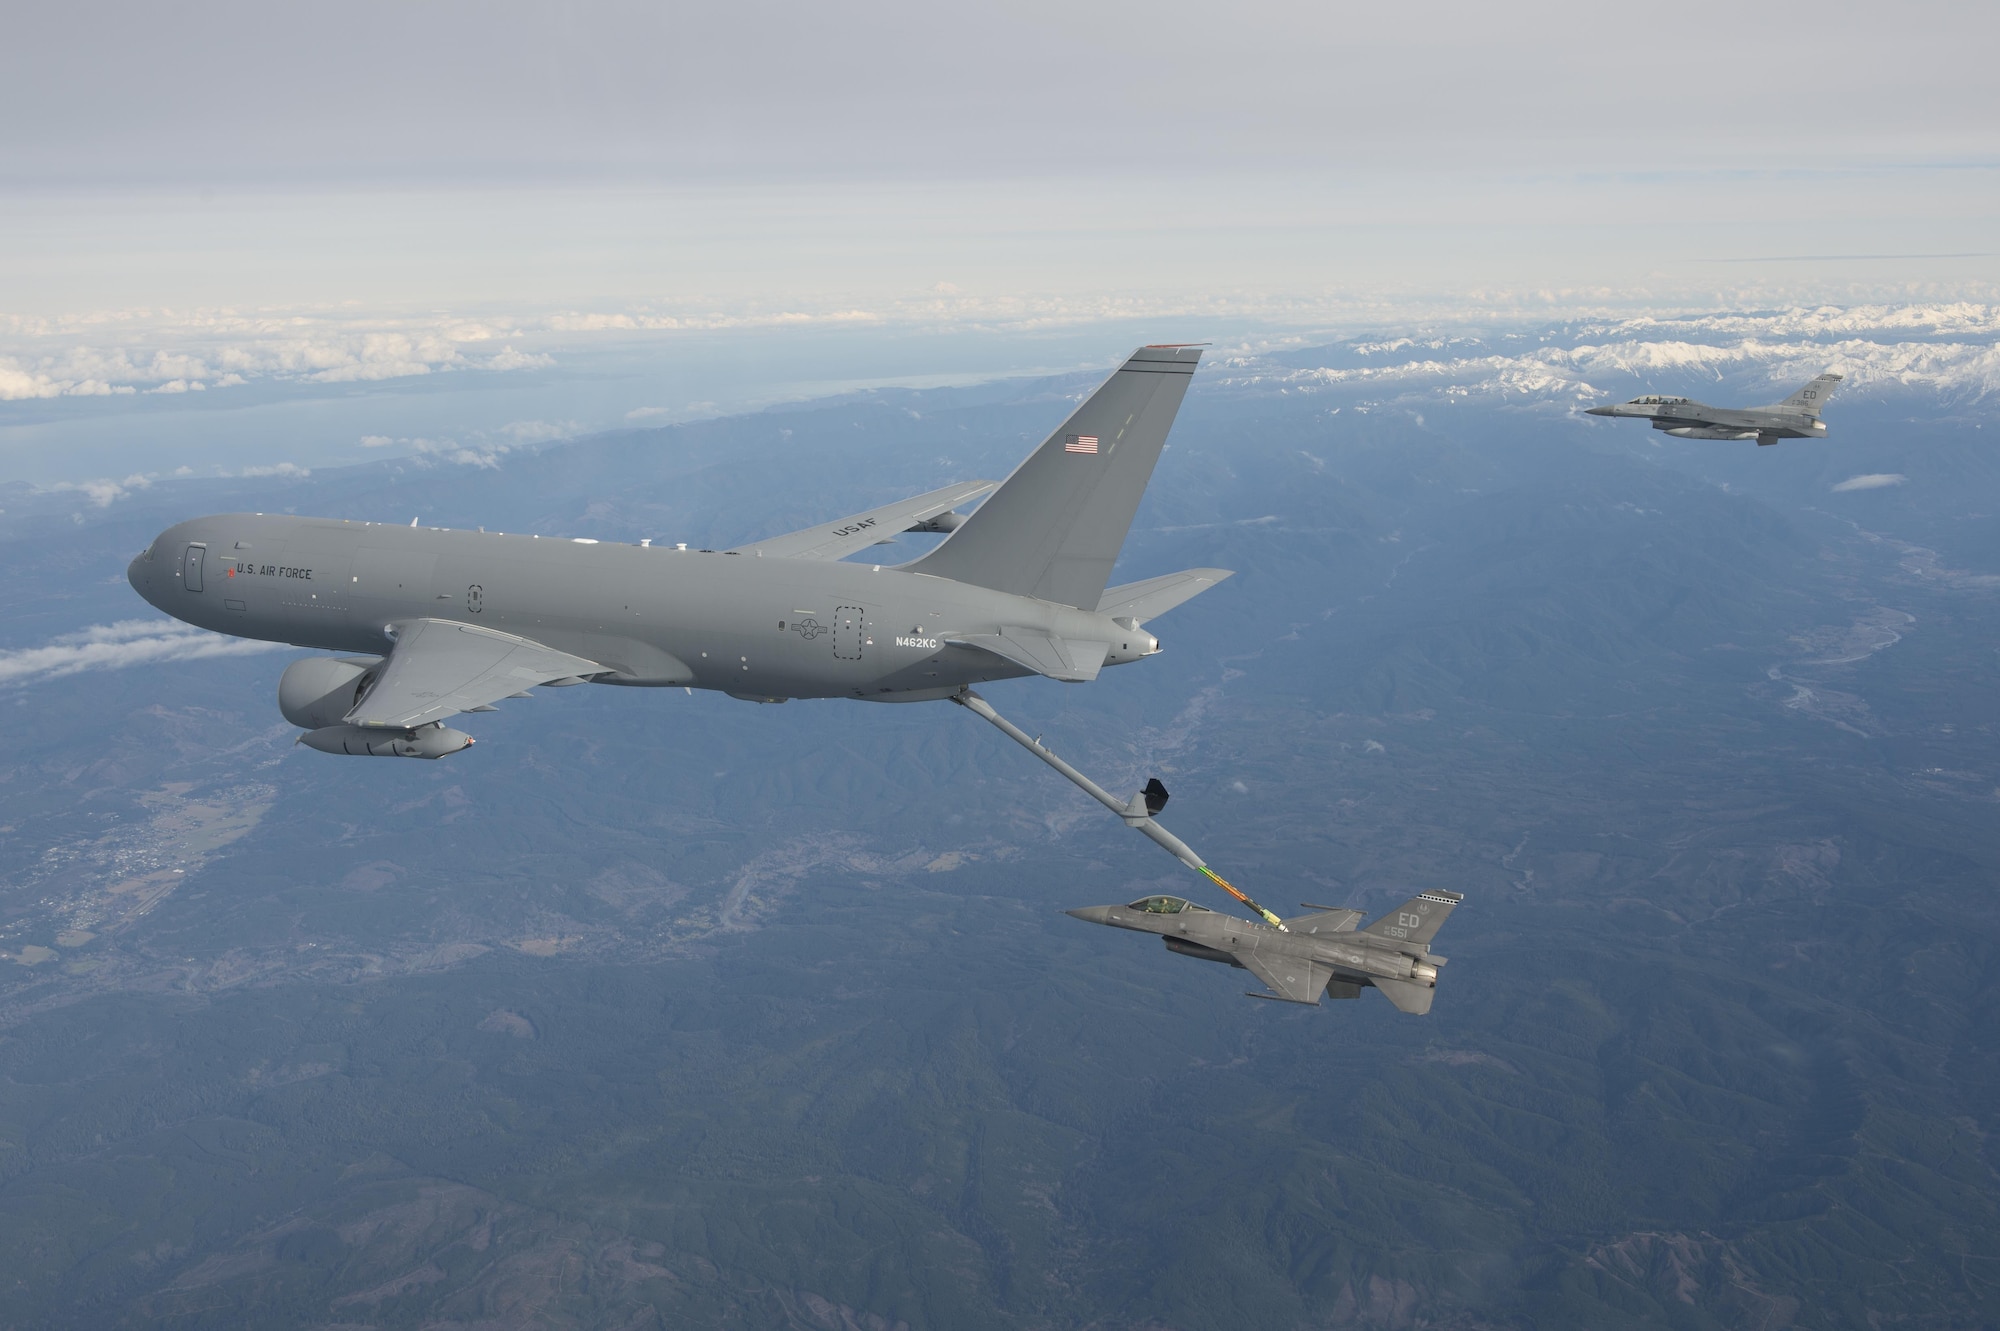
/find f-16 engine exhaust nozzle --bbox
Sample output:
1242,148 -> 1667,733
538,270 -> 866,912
298,724 -> 474,759
1409,961 -> 1439,984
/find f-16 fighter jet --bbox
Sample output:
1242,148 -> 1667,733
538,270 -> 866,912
1066,890 -> 1464,1012
1586,372 -> 1842,445
125,347 -> 1231,757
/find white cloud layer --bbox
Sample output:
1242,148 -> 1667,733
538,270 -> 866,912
1832,474 -> 1910,492
1211,305 -> 2000,407
0,619 -> 287,688
9,299 -> 2000,408
46,473 -> 153,506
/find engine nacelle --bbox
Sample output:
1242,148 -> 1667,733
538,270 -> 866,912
278,656 -> 383,729
299,724 -> 473,759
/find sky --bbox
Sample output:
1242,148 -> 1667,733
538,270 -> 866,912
3,0 -> 1997,485
8,0 -> 1998,182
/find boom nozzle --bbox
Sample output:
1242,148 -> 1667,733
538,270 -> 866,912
952,688 -> 1283,926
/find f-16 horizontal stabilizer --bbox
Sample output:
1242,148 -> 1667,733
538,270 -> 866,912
1361,890 -> 1463,947
1373,977 -> 1436,1015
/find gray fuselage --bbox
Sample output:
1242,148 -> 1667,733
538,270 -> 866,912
1068,899 -> 1441,987
126,513 -> 1159,702
1584,396 -> 1825,441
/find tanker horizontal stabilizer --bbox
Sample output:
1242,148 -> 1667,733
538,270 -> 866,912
948,629 -> 1109,682
1096,568 -> 1234,623
730,480 -> 996,561
345,619 -> 606,729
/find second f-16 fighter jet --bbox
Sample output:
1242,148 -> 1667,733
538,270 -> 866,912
126,346 -> 1228,757
1067,889 -> 1464,1011
1586,372 -> 1842,445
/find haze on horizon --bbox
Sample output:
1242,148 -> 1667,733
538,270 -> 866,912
3,0 -> 1997,483
4,0 -> 1996,307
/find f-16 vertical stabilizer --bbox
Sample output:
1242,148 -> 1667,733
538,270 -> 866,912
1778,373 -> 1843,416
908,346 -> 1202,610
1360,890 -> 1463,947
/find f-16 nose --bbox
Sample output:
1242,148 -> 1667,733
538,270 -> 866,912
1065,906 -> 1113,925
1584,405 -> 1615,416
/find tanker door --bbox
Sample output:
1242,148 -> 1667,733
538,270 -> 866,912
183,543 -> 206,592
833,606 -> 865,660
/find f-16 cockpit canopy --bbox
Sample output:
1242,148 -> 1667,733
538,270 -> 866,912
1127,895 -> 1211,914
1630,395 -> 1688,405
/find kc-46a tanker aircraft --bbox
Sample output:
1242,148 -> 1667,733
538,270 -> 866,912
129,343 -> 1464,1013
129,345 -> 1225,758
1586,372 -> 1842,445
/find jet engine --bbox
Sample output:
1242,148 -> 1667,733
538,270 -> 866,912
299,723 -> 473,759
278,655 -> 383,729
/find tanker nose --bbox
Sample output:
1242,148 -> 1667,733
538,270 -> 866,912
1065,906 -> 1113,925
126,552 -> 151,603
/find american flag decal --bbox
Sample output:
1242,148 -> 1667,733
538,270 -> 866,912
1064,434 -> 1100,454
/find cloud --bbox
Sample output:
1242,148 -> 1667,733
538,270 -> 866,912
494,418 -> 580,443
1212,304 -> 2000,411
45,473 -> 152,506
1832,473 -> 1909,492
0,619 -> 286,688
486,346 -> 553,371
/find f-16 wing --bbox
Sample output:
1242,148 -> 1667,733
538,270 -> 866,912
346,618 -> 604,729
730,480 -> 996,562
1241,954 -> 1335,1004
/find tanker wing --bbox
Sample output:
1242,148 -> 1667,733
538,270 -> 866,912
345,618 -> 605,730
